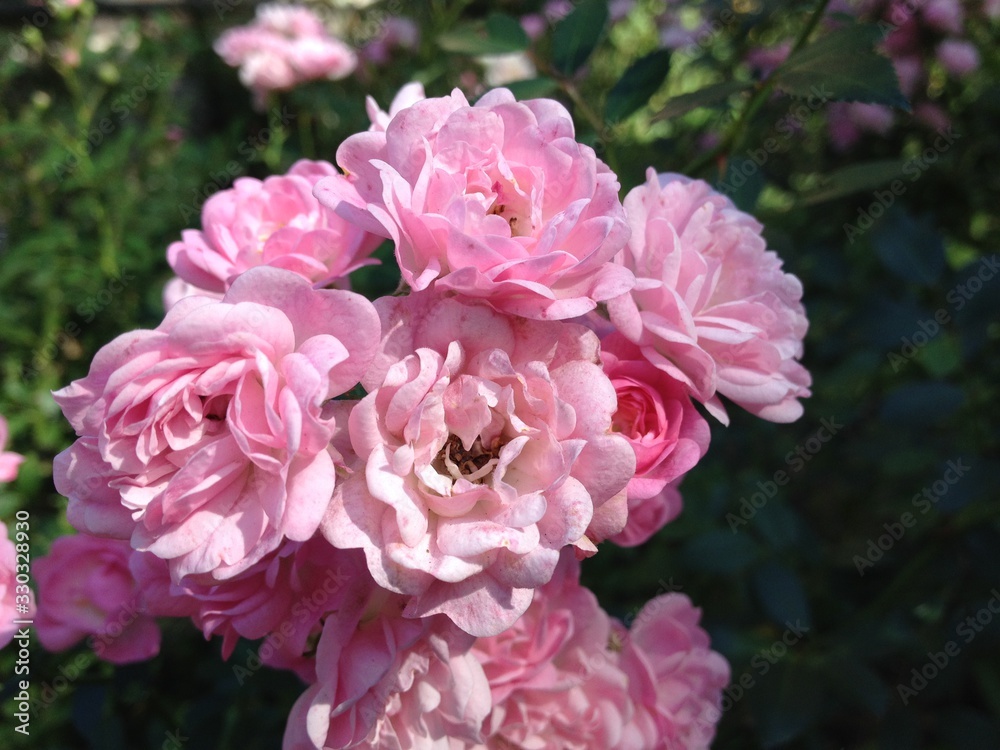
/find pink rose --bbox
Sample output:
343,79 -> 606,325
34,535 -> 160,664
54,268 -> 380,581
608,169 -> 811,424
365,82 -> 426,132
619,594 -> 730,750
283,573 -> 490,750
323,294 -> 635,636
471,552 -> 638,750
1,521 -> 34,649
0,416 -> 24,483
131,537 -> 352,680
165,160 -> 380,309
316,88 -> 635,320
601,333 -> 710,546
215,4 -> 357,108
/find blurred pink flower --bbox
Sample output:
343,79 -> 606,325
316,88 -> 634,320
1,521 -> 34,649
921,0 -> 965,34
34,535 -> 160,664
323,294 -> 634,636
215,3 -> 356,108
0,416 -> 24,484
360,16 -> 419,66
165,160 -> 380,309
608,169 -> 811,424
745,42 -> 791,78
283,573 -> 489,750
601,333 -> 710,546
619,594 -> 730,750
53,268 -> 380,581
936,38 -> 980,76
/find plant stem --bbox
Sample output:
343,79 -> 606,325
681,0 -> 833,178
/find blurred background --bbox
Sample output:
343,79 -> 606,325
1,0 -> 998,747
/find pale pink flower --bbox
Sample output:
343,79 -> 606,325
619,594 -> 730,750
936,39 -> 980,76
365,81 -> 426,132
165,160 -> 380,309
608,169 -> 811,424
0,416 -> 24,483
34,535 -> 160,664
53,268 -> 380,581
316,88 -> 634,320
283,577 -> 490,750
323,294 -> 635,636
1,521 -> 34,649
215,3 -> 357,107
601,333 -> 710,546
131,537 -> 354,680
471,552 -> 638,750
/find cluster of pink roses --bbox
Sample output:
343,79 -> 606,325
215,3 -> 357,108
34,83 -> 811,747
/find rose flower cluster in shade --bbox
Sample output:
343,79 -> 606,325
36,82 -> 811,748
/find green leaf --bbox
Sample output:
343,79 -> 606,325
879,382 -> 964,426
504,77 -> 559,100
775,24 -> 909,109
605,49 -> 672,122
681,530 -> 760,573
551,0 -> 608,75
652,80 -> 753,121
753,561 -> 812,629
799,159 -> 908,204
438,13 -> 529,56
747,662 -> 824,746
872,208 -> 946,284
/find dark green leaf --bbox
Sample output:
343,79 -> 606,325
775,24 -> 909,109
681,530 -> 760,573
826,656 -> 891,716
438,13 -> 529,56
605,49 -> 671,122
551,0 -> 608,75
872,208 -> 946,285
799,159 -> 907,204
879,382 -> 964,426
753,561 -> 812,629
504,76 -> 559,100
748,662 -> 824,746
653,80 -> 753,121
715,156 -> 766,211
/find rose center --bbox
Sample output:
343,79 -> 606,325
434,434 -> 505,484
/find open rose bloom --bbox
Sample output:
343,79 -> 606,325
165,159 -> 381,309
43,84 -> 816,748
324,294 -> 635,636
316,88 -> 635,320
